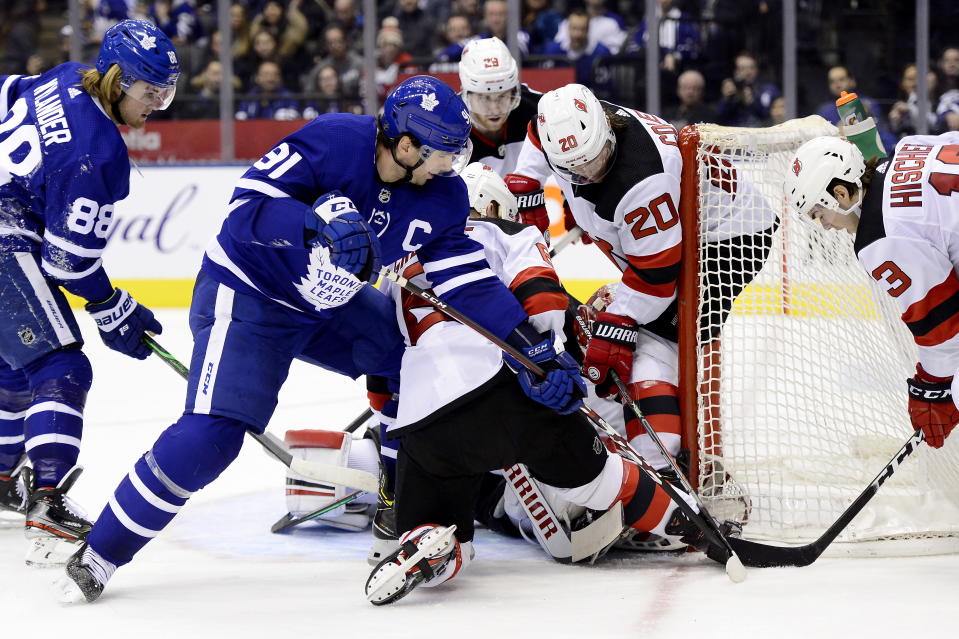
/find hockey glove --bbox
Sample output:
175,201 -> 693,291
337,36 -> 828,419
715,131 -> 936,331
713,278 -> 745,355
505,174 -> 550,239
907,365 -> 959,449
85,289 -> 162,360
504,326 -> 586,415
306,191 -> 381,282
582,312 -> 638,398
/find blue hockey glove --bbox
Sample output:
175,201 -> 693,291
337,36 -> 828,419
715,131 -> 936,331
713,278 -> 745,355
305,191 -> 381,282
85,289 -> 162,360
504,326 -> 586,415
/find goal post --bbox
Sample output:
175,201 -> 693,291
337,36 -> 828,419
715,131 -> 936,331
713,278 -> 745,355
677,117 -> 959,555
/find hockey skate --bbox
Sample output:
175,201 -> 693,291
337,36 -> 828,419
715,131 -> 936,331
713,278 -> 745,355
54,543 -> 116,604
22,466 -> 93,567
368,472 -> 398,565
0,455 -> 28,528
365,524 -> 461,606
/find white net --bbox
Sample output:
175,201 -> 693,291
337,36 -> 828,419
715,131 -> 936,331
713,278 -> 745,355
684,116 -> 959,555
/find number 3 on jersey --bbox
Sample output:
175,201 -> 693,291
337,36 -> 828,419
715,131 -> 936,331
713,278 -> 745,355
624,192 -> 679,239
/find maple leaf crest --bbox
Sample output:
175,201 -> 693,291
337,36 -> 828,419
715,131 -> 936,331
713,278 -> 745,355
421,92 -> 439,111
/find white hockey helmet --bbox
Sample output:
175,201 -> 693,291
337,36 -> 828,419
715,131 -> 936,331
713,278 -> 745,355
458,37 -> 521,116
461,162 -> 519,221
537,84 -> 616,185
784,136 -> 866,218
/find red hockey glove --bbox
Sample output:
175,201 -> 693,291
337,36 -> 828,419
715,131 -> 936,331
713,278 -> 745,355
907,364 -> 959,449
582,312 -> 638,398
505,174 -> 549,236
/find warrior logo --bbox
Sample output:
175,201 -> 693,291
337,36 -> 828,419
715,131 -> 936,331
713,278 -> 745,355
421,92 -> 439,111
792,158 -> 802,176
574,98 -> 588,113
378,188 -> 391,203
592,436 -> 603,455
18,327 -> 35,345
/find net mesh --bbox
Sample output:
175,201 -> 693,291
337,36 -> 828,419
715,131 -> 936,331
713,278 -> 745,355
683,116 -> 959,555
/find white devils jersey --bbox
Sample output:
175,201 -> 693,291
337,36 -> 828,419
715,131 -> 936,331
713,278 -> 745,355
853,131 -> 959,377
515,104 -> 683,329
385,218 -> 569,432
699,154 -> 778,243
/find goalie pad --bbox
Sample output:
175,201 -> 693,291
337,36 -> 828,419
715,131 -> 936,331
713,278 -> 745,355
284,429 -> 379,531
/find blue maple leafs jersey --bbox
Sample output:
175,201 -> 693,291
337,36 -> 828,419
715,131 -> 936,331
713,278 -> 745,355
0,63 -> 129,303
204,113 -> 527,338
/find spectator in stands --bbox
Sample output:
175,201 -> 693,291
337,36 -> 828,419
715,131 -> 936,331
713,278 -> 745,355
937,46 -> 959,93
303,25 -> 363,99
250,0 -> 308,60
937,88 -> 959,131
332,0 -> 364,51
524,0 -> 563,55
230,3 -> 253,60
542,9 -> 612,86
434,13 -> 475,64
813,65 -> 897,150
149,0 -> 202,46
478,0 -> 529,57
394,0 -> 436,58
453,0 -> 482,32
1,2 -> 42,74
182,60 -> 238,119
554,0 -> 626,56
664,69 -> 716,129
236,60 -> 301,120
628,0 -> 700,74
241,29 -> 301,92
375,17 -> 413,99
303,64 -> 362,118
888,63 -> 939,138
768,95 -> 786,125
716,52 -> 780,127
90,0 -> 129,44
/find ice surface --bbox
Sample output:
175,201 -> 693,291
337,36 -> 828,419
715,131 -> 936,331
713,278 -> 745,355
2,310 -> 957,637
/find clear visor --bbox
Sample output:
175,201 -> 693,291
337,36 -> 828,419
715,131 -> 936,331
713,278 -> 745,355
463,87 -> 521,117
120,77 -> 178,111
551,137 -> 616,185
418,138 -> 474,177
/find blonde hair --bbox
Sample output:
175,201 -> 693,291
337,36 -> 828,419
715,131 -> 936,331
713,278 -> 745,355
78,65 -> 123,104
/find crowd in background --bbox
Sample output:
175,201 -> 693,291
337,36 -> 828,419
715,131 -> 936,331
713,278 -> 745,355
2,0 -> 958,137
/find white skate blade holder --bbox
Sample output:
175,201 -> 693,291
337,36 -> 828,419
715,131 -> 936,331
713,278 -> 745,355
570,502 -> 624,562
26,537 -> 83,568
53,573 -> 87,604
366,524 -> 458,604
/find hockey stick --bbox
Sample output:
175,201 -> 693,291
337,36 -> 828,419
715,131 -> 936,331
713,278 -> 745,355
142,335 -> 379,493
721,429 -> 927,567
549,226 -> 583,258
270,489 -> 365,533
379,267 -> 745,581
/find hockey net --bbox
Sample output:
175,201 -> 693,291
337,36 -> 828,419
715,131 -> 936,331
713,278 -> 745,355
677,116 -> 959,555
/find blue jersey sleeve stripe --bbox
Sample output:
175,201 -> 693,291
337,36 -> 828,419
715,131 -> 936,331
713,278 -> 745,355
235,178 -> 291,199
41,257 -> 102,280
0,225 -> 41,243
432,268 -> 497,296
225,198 -> 248,212
43,231 -> 104,258
421,249 -> 486,274
0,75 -> 21,117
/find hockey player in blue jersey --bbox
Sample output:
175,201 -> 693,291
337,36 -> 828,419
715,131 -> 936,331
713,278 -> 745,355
0,20 -> 178,566
57,75 -> 585,603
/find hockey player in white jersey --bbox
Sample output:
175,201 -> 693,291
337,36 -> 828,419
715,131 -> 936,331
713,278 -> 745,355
0,19 -> 178,565
786,132 -> 959,450
364,163 -> 721,605
506,84 -> 688,483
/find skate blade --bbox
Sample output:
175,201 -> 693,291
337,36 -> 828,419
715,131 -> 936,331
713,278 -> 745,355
365,525 -> 457,604
52,574 -> 87,604
25,537 -> 83,568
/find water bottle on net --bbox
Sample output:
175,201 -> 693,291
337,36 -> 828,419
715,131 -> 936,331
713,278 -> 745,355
835,90 -> 886,162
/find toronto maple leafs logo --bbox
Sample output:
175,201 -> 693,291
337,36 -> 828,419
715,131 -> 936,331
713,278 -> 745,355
137,33 -> 157,50
421,92 -> 439,111
294,245 -> 364,312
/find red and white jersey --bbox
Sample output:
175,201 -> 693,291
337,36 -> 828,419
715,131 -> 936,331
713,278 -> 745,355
853,132 -> 959,378
699,153 -> 778,243
514,104 -> 682,329
384,218 -> 569,431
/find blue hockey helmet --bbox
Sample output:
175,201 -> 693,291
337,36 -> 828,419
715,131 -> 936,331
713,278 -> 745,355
96,19 -> 179,110
381,75 -> 473,177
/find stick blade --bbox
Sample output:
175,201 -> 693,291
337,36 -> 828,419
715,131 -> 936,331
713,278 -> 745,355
724,553 -> 747,582
726,536 -> 821,568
